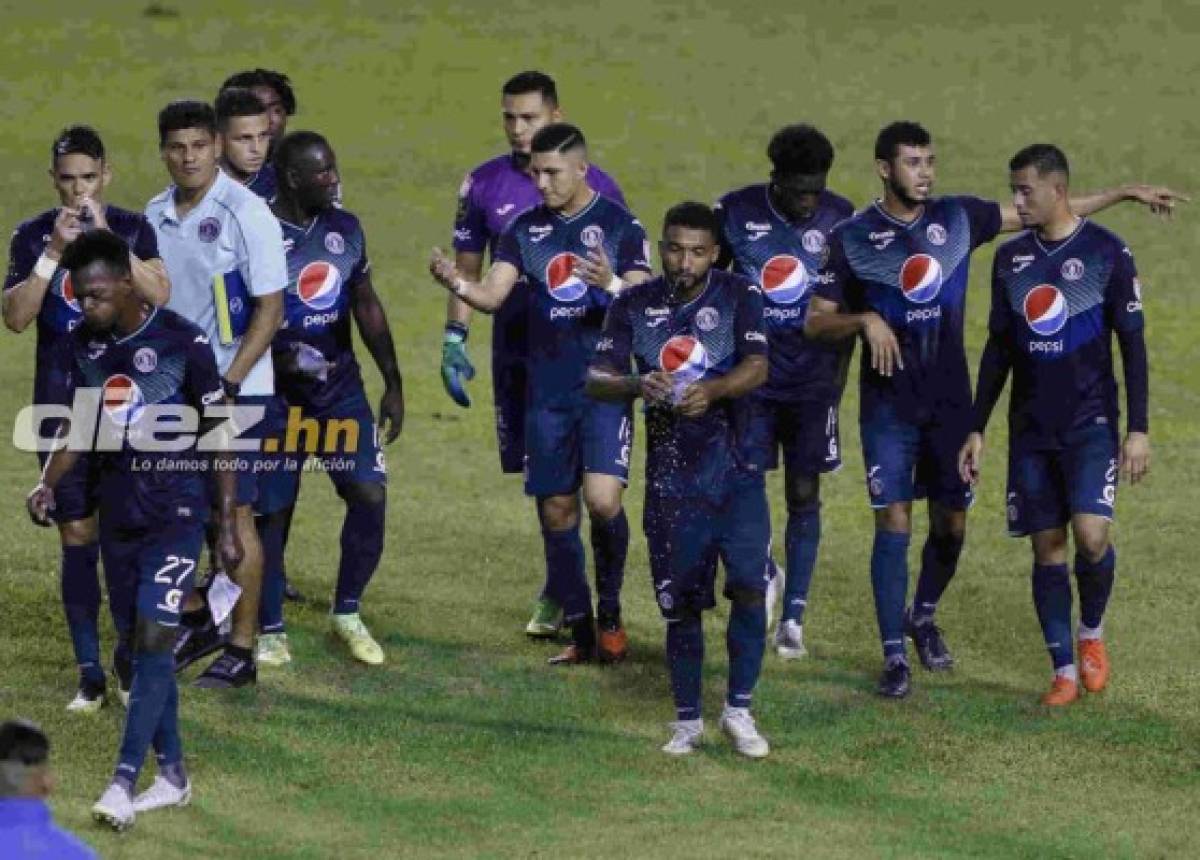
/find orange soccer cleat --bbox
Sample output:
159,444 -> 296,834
1040,675 -> 1080,706
1078,639 -> 1111,693
597,626 -> 629,664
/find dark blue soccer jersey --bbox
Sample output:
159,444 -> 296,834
50,308 -> 224,531
5,206 -> 160,405
493,193 -> 651,407
817,196 -> 1002,418
716,184 -> 854,403
246,164 -> 278,201
592,270 -> 767,495
272,208 -> 369,411
989,220 -> 1145,446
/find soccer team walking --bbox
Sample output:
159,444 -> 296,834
4,68 -> 1178,830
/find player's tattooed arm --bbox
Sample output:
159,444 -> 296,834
805,296 -> 903,377
351,272 -> 405,443
224,290 -> 284,386
429,248 -> 519,312
996,185 -> 1190,233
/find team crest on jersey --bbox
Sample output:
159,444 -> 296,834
801,229 -> 825,255
900,254 -> 942,304
761,254 -> 808,304
133,347 -> 157,373
926,224 -> 947,246
1023,284 -> 1068,336
659,335 -> 708,383
581,225 -> 604,248
102,374 -> 145,425
297,261 -> 342,311
324,232 -> 345,255
545,252 -> 588,302
695,307 -> 720,332
1061,258 -> 1085,281
230,297 -> 244,315
197,217 -> 221,243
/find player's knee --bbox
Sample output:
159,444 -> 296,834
726,585 -> 765,609
875,504 -> 911,534
584,494 -> 621,522
538,495 -> 579,531
339,480 -> 386,510
1031,529 -> 1070,565
930,506 -> 967,543
928,529 -> 965,562
58,516 -> 98,546
1074,532 -> 1110,564
134,618 -> 176,655
784,472 -> 820,516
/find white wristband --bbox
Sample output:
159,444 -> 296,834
451,277 -> 470,297
605,274 -> 625,295
34,254 -> 58,281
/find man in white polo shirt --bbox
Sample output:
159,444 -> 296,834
145,100 -> 286,689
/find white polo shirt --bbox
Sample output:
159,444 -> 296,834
146,168 -> 286,395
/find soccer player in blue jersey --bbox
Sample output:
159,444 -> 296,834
441,72 -> 627,639
430,123 -> 650,664
214,87 -> 275,200
220,68 -> 295,146
715,124 -> 855,658
26,229 -> 242,830
806,121 -> 1183,698
959,145 -> 1151,705
4,126 -> 168,713
588,202 -> 772,757
254,131 -> 404,667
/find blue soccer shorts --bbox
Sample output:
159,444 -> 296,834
745,394 -> 842,475
524,398 -> 632,498
860,401 -> 974,511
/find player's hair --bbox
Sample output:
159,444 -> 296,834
530,123 -> 585,156
874,121 -> 932,162
502,70 -> 558,107
768,124 -> 834,176
273,130 -> 330,174
0,719 -> 49,796
157,100 -> 217,147
662,201 -> 720,242
214,87 -> 267,129
1009,143 -> 1070,180
59,229 -> 132,279
221,68 -> 297,115
50,125 -> 105,166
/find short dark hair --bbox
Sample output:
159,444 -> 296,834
0,720 -> 48,767
157,100 -> 217,147
502,70 -> 558,106
874,121 -> 932,162
214,87 -> 267,129
662,202 -> 720,243
530,123 -> 585,155
221,68 -> 297,115
273,130 -> 330,174
768,124 -> 834,176
60,229 -> 132,279
50,125 -> 105,166
1009,143 -> 1070,180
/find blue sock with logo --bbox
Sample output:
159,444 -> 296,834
257,510 -> 288,633
726,596 -> 767,709
912,531 -> 965,623
1032,563 -> 1074,668
871,530 -> 911,660
542,525 -> 591,624
590,508 -> 629,624
1074,546 -> 1115,630
151,676 -> 184,784
783,508 -> 820,624
62,543 -> 103,687
333,495 -> 387,615
115,649 -> 175,789
666,613 -> 704,720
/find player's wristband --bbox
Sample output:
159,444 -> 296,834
34,253 -> 58,281
450,277 -> 470,297
444,321 -> 469,343
605,275 -> 625,296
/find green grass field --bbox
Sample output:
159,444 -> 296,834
1,1 -> 1198,857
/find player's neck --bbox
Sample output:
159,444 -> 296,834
1036,210 -> 1080,243
555,186 -> 596,219
113,303 -> 150,338
879,192 -> 924,224
173,171 -> 218,216
219,157 -> 254,185
271,196 -> 314,228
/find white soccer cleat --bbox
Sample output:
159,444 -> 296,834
331,612 -> 385,665
92,783 -> 135,831
132,776 -> 192,814
66,688 -> 105,714
764,558 -> 783,632
774,619 -> 808,660
719,706 -> 769,759
256,632 -> 293,667
661,719 -> 704,756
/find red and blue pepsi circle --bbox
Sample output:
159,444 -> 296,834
900,253 -> 942,304
102,374 -> 146,425
545,252 -> 588,303
760,254 -> 808,305
297,261 -> 342,311
1023,284 -> 1068,336
659,335 -> 708,385
59,272 -> 81,312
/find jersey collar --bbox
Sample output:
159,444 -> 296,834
1033,217 -> 1087,257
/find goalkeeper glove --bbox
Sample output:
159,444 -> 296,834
441,322 -> 475,408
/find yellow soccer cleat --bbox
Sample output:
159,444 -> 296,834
331,613 -> 385,665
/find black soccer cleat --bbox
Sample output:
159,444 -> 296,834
877,659 -> 911,699
193,650 -> 257,689
174,616 -> 226,674
905,609 -> 955,672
